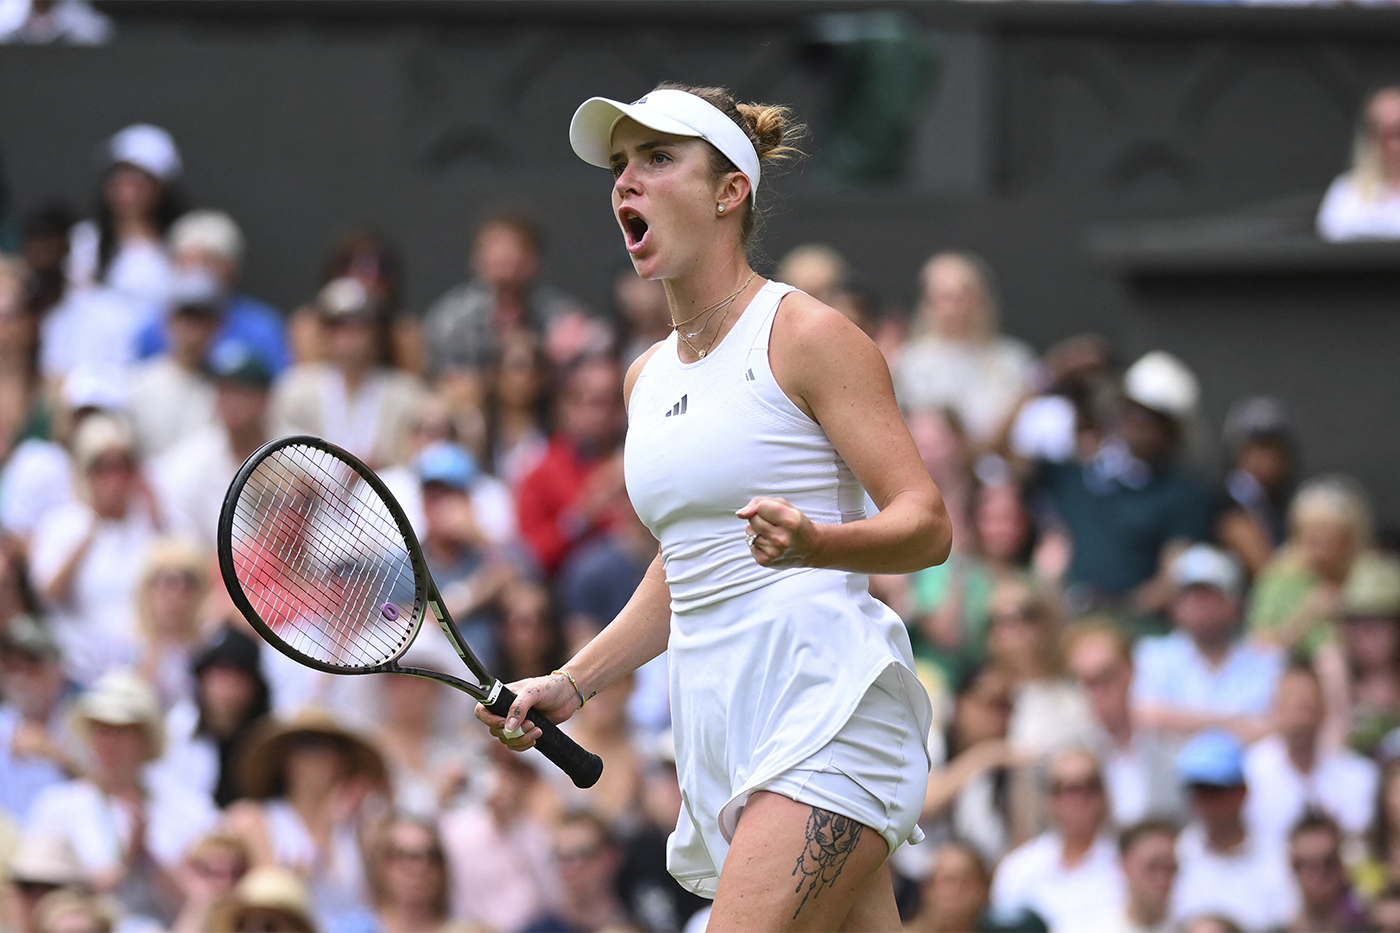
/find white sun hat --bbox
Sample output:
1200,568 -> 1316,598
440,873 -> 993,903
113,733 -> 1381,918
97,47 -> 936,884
1122,350 -> 1200,420
570,88 -> 760,197
107,123 -> 182,182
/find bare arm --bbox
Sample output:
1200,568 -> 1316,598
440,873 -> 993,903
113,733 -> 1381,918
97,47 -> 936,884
478,344 -> 673,743
740,293 -> 952,575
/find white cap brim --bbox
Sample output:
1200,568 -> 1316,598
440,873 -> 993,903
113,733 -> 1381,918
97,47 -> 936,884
569,89 -> 760,195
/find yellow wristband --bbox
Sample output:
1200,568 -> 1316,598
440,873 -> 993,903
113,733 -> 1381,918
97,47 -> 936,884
553,669 -> 586,709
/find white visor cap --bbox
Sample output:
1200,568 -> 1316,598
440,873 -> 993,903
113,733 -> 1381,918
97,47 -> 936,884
570,89 -> 760,197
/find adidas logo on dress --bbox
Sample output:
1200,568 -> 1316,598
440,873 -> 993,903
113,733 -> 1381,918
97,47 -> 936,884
664,394 -> 688,417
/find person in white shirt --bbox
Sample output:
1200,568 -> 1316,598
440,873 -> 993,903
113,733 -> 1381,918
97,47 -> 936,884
26,668 -> 219,927
1065,620 -> 1185,828
1171,730 -> 1297,931
1082,820 -> 1180,933
990,747 -> 1125,931
1317,87 -> 1400,242
1244,663 -> 1378,850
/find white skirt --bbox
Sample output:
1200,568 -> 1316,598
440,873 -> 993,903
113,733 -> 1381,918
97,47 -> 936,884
665,569 -> 933,898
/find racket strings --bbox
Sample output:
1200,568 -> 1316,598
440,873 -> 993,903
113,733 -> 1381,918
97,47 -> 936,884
228,444 -> 421,668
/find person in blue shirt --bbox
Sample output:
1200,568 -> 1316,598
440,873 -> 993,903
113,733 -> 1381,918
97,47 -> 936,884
134,210 -> 288,374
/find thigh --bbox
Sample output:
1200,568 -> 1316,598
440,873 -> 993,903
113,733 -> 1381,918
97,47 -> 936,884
708,791 -> 893,933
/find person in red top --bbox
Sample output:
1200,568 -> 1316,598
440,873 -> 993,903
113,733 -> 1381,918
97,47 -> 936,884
516,354 -> 627,576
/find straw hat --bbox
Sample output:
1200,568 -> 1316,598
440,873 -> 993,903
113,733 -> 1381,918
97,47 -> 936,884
71,668 -> 164,761
8,832 -> 88,887
239,708 -> 387,800
204,865 -> 315,933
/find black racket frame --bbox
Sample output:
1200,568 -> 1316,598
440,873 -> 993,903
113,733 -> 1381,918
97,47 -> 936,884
217,434 -> 603,788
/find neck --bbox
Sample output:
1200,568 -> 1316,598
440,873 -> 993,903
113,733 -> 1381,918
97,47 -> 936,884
288,784 -> 337,830
228,423 -> 267,463
94,768 -> 142,797
173,343 -> 206,372
1192,633 -> 1233,666
663,256 -> 755,358
1285,734 -> 1316,772
1206,819 -> 1245,852
340,363 -> 371,394
115,216 -> 158,243
1126,897 -> 1168,929
1102,709 -> 1134,748
1060,831 -> 1095,866
379,903 -> 440,933
1297,902 -> 1344,933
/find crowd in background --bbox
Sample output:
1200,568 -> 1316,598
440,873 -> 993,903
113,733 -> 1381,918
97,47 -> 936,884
0,95 -> 1398,933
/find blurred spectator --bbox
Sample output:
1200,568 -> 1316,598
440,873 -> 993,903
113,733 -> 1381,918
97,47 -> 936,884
775,243 -> 848,306
521,808 -> 634,933
348,815 -> 454,933
27,669 -> 219,926
204,865 -> 316,933
923,665 -> 1021,865
907,841 -> 1042,933
1063,621 -> 1184,828
894,252 -> 1037,448
550,675 -> 643,832
1003,334 -> 1113,466
2,832 -> 87,933
1248,474 -> 1395,661
168,833 -> 249,933
1243,663 -> 1377,851
125,268 -> 220,458
495,578 -> 567,685
30,887 -> 113,933
0,254 -> 39,466
289,230 -> 424,376
1080,819 -> 1179,933
0,365 -> 124,549
271,277 -> 428,468
1214,397 -> 1293,576
1337,557 -> 1400,754
132,538 -> 209,710
223,710 -> 389,929
906,406 -> 977,565
988,580 -> 1095,762
19,203 -> 75,319
614,732 -> 707,933
1031,351 -> 1212,616
151,624 -> 270,810
1373,882 -> 1400,933
66,124 -> 183,317
134,210 -> 289,375
903,482 -> 1038,688
990,748 -> 1124,931
151,341 -> 273,549
517,354 -> 625,577
614,267 -> 670,368
557,493 -> 657,643
0,0 -> 113,44
29,414 -> 158,686
440,746 -> 560,932
482,330 -> 551,488
0,614 -> 79,826
1283,812 -> 1366,933
1171,730 -> 1296,931
0,538 -> 37,621
424,211 -> 593,378
1133,544 -> 1282,743
371,639 -> 483,819
1317,87 -> 1400,241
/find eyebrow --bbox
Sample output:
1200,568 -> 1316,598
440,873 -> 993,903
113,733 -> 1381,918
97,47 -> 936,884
608,140 -> 670,165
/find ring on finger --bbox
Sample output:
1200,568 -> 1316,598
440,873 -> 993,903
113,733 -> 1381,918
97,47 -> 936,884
745,533 -> 759,548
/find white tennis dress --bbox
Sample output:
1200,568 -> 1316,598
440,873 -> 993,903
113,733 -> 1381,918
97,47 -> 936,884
624,280 -> 934,898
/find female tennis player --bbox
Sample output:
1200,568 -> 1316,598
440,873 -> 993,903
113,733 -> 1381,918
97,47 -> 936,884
476,83 -> 952,931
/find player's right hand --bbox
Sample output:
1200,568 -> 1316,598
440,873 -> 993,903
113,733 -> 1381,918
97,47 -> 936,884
474,672 -> 581,752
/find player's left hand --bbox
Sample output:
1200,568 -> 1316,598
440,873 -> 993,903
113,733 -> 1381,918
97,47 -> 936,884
737,496 -> 818,569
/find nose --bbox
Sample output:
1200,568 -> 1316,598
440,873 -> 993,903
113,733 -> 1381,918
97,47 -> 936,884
613,160 -> 641,198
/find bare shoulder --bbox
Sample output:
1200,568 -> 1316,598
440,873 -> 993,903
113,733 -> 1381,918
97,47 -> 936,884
771,291 -> 890,400
623,340 -> 665,414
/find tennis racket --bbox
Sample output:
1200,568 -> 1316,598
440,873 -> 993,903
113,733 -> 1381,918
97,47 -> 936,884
216,434 -> 603,789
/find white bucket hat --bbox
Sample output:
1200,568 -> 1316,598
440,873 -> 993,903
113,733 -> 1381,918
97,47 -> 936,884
570,89 -> 760,198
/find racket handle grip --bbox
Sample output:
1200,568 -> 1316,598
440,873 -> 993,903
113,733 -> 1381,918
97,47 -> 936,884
489,688 -> 604,789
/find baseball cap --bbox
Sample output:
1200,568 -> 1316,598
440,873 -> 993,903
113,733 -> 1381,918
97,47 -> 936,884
1222,396 -> 1291,452
1171,544 -> 1243,599
62,361 -> 128,412
168,266 -> 226,314
209,339 -> 273,389
571,88 -> 761,198
107,124 -> 182,182
169,210 -> 245,265
1,613 -> 61,660
316,277 -> 376,321
1123,351 -> 1199,420
1177,730 -> 1245,787
415,441 -> 479,492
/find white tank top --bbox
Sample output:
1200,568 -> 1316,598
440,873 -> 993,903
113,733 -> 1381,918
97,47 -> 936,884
625,280 -> 866,612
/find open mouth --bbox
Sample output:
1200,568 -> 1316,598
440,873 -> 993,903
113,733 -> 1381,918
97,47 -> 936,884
620,208 -> 649,250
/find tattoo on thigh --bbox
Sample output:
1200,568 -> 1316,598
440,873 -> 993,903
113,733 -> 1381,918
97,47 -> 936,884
789,807 -> 864,919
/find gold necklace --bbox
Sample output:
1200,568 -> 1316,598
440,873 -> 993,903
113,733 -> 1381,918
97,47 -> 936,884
674,272 -> 756,360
